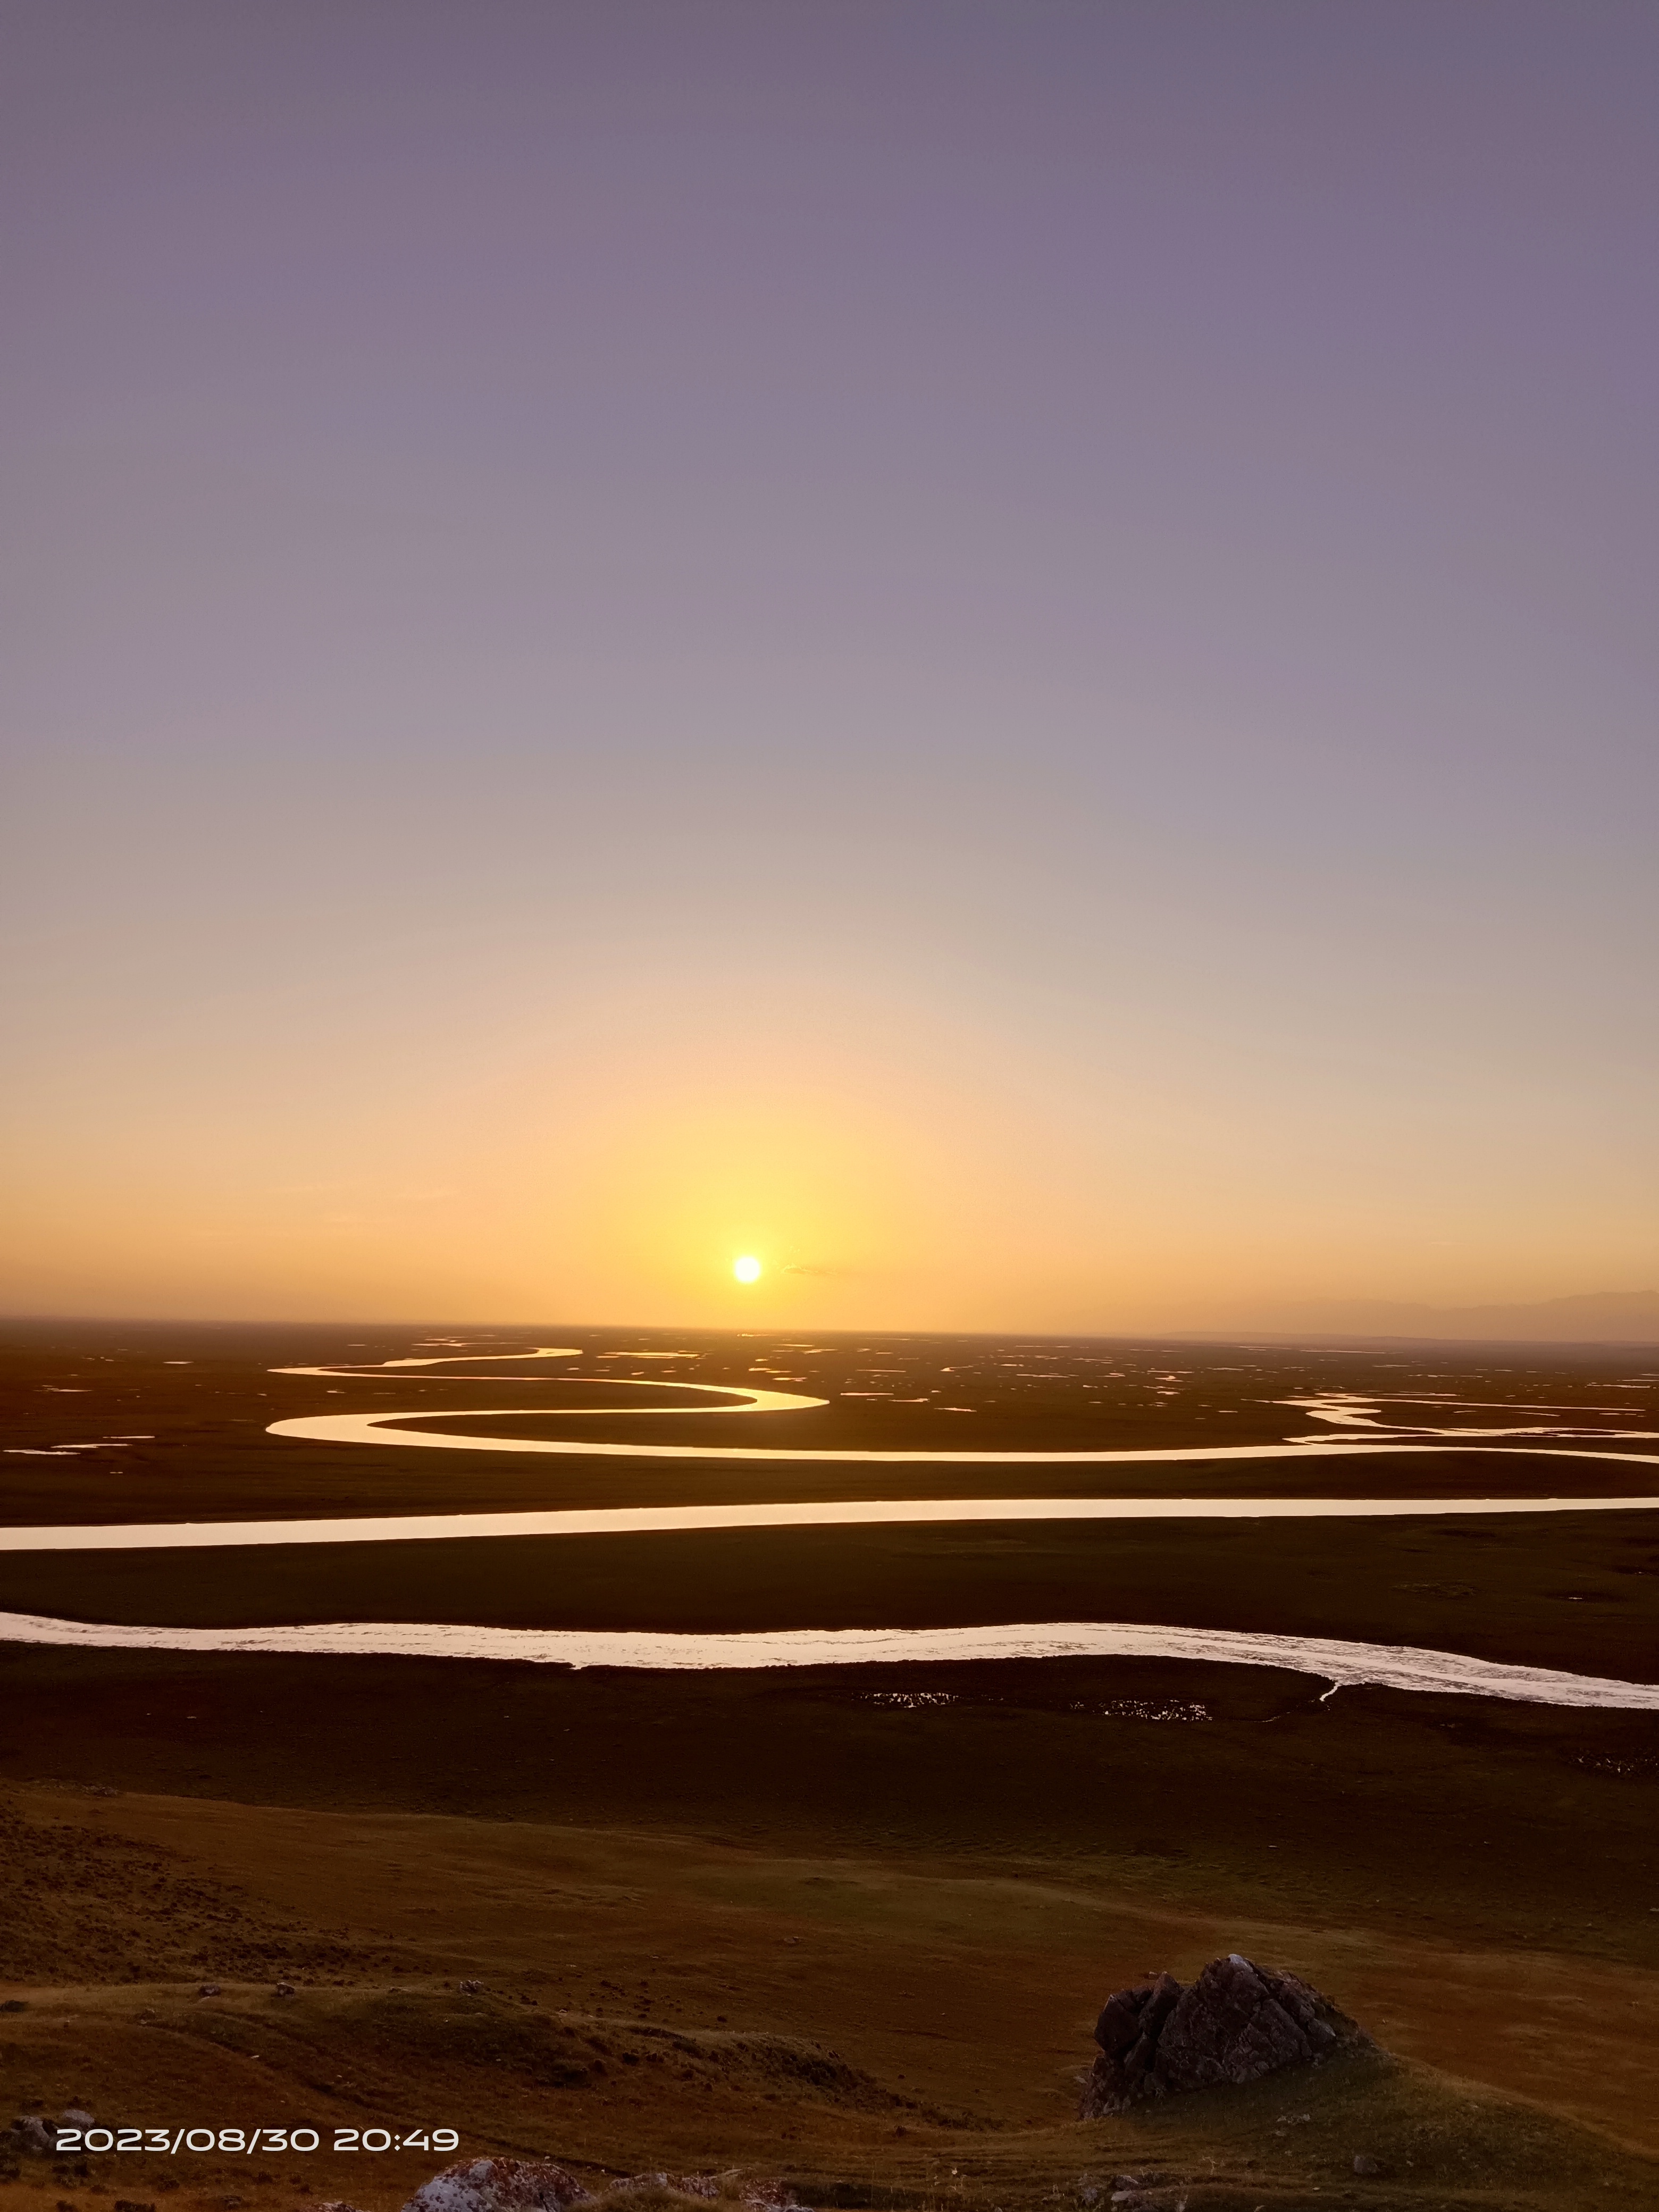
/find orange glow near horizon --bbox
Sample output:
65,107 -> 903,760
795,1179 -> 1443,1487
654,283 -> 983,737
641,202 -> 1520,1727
2,974 -> 1652,1334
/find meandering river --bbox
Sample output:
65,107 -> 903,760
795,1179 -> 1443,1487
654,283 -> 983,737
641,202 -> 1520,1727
8,1349 -> 1656,1708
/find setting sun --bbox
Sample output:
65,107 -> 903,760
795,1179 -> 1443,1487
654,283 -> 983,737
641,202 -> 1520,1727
732,1254 -> 763,1284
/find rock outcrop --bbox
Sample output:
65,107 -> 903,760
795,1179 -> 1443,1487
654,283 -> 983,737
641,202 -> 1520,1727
403,2159 -> 592,2212
6,2109 -> 102,2156
1080,1953 -> 1369,2116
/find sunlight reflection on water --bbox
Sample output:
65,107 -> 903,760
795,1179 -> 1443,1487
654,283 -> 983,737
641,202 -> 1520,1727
1,1611 -> 1655,1710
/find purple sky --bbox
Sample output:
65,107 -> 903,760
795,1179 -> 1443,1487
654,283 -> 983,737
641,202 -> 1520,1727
3,2 -> 1656,1327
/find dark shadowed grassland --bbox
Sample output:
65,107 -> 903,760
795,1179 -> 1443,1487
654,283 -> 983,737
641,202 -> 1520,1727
3,1769 -> 1659,2212
4,1645 -> 1657,1975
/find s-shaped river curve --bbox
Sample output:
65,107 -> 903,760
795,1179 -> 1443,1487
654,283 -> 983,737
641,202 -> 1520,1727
263,1346 -> 1659,1467
7,1347 -> 1659,1552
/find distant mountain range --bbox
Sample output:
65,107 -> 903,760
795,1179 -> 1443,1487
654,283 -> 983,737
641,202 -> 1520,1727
1203,1291 -> 1659,1346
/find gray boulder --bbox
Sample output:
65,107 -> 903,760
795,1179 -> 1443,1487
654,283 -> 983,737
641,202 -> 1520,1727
1082,1954 -> 1368,2116
403,2159 -> 591,2212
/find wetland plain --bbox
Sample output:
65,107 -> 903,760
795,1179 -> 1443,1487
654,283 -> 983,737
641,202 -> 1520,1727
4,1320 -> 1658,2211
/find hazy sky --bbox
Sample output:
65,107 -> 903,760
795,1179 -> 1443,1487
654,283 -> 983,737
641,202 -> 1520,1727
3,1 -> 1655,1330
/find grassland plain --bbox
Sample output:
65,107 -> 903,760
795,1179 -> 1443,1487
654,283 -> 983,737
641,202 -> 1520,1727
3,1323 -> 1658,2210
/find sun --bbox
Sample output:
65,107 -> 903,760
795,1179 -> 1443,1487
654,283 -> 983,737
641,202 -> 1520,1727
732,1254 -> 763,1284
